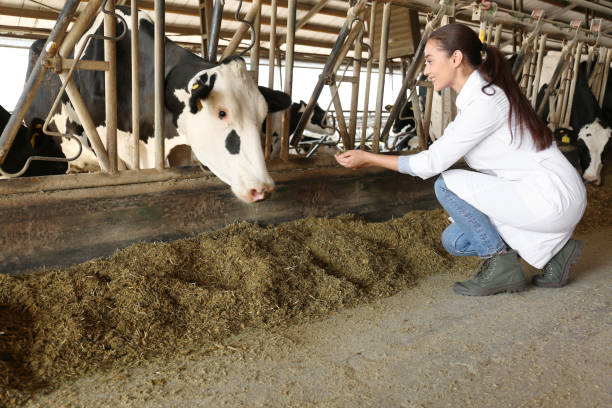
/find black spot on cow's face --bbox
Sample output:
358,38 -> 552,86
577,138 -> 591,173
225,129 -> 240,155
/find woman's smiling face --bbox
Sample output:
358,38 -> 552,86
423,39 -> 455,92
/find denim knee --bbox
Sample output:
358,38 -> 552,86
442,223 -> 477,257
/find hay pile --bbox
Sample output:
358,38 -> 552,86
0,173 -> 610,406
0,209 -> 475,406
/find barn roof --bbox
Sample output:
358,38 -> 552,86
1,0 -> 612,62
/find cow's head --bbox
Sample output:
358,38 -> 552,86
385,102 -> 416,135
305,102 -> 334,135
577,119 -> 611,186
172,58 -> 291,202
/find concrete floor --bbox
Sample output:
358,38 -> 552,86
24,226 -> 612,408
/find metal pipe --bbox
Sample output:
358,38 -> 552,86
380,4 -> 446,145
372,1 -> 391,153
291,0 -> 367,148
207,0 -> 224,62
329,81 -> 350,149
361,2 -> 376,150
265,0 -> 277,161
493,24 -> 503,48
154,0 -> 165,169
198,0 -> 207,57
251,1 -> 262,82
268,0 -> 277,88
411,83 -> 425,149
220,0 -> 262,61
598,48 -> 612,106
131,0 -> 140,169
524,38 -> 538,98
396,0 -> 612,48
61,78 -> 111,171
563,42 -> 584,128
536,37 -> 576,117
558,48 -> 575,128
531,34 -> 547,107
0,0 -> 81,166
280,0 -> 296,162
60,0 -> 105,56
423,85 -> 433,144
331,20 -> 364,75
105,0 -> 118,173
349,15 -> 365,150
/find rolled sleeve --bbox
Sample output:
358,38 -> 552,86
398,155 -> 417,176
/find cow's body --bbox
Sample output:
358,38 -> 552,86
0,105 -> 67,177
26,7 -> 290,202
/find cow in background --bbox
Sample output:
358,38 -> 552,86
0,105 -> 67,177
537,62 -> 611,185
263,101 -> 334,159
25,7 -> 291,202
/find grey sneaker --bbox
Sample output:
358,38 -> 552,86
533,239 -> 584,288
453,250 -> 527,296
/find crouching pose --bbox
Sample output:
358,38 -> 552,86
335,23 -> 587,296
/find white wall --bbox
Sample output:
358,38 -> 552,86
0,39 -> 33,111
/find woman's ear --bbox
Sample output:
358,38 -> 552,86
452,50 -> 464,67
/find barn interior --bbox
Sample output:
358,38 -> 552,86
0,1 -> 611,406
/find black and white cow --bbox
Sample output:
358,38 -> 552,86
537,62 -> 611,185
263,101 -> 334,159
25,6 -> 291,202
0,105 -> 67,177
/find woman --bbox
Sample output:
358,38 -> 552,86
335,23 -> 587,296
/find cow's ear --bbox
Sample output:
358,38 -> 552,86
189,73 -> 217,114
258,86 -> 292,113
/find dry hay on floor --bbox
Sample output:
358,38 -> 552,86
0,172 -> 610,407
0,208 -> 477,406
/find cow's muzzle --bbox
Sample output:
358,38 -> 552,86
248,184 -> 274,202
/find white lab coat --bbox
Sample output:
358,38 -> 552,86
405,70 -> 586,268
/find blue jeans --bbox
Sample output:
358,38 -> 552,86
434,176 -> 507,258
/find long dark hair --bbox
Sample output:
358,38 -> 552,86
428,23 -> 552,151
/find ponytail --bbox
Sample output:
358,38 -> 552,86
429,24 -> 553,151
479,44 -> 553,150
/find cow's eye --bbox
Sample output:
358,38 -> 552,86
218,110 -> 227,119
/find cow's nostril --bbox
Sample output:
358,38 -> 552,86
250,185 -> 274,202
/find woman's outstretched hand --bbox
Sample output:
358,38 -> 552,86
334,150 -> 372,170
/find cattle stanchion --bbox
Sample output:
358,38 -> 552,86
536,35 -> 578,121
511,15 -> 544,80
291,0 -> 367,151
104,0 -> 119,173
598,48 -> 612,106
360,3 -> 377,150
199,0 -> 214,59
372,1 -> 391,153
0,0 -> 80,171
220,0 -> 261,61
207,0 -> 224,63
131,0 -> 140,169
264,0 -> 278,161
422,81 -> 434,145
380,3 -> 447,150
348,10 -> 365,150
250,2 -> 262,82
562,41 -> 584,129
280,0 -> 297,162
531,33 -> 547,107
154,0 -> 165,170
